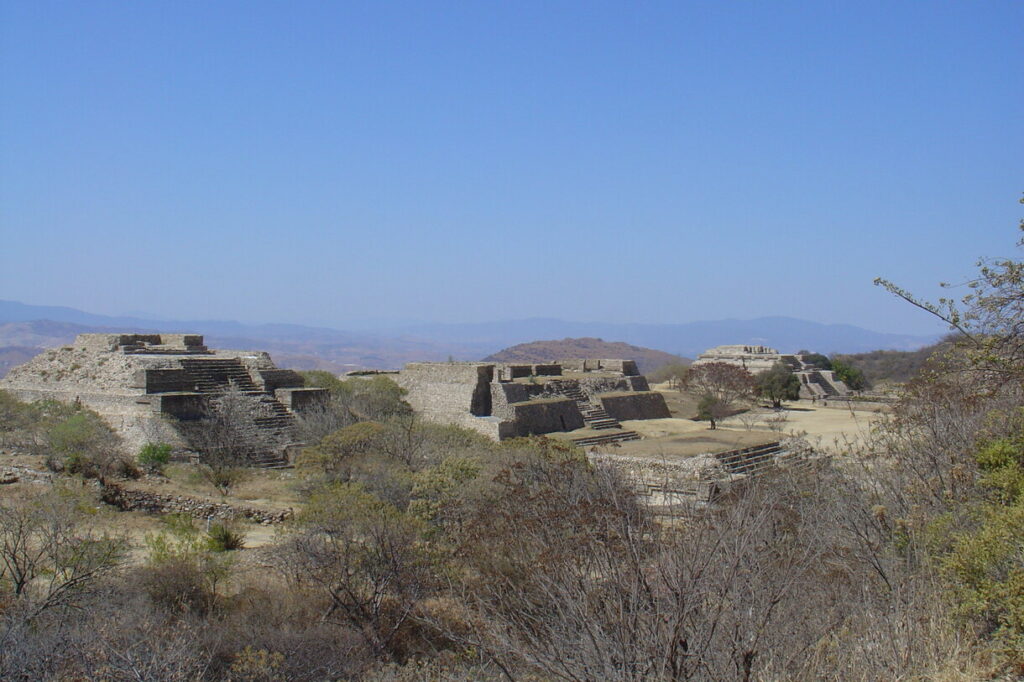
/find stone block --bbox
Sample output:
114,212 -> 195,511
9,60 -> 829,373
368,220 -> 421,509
275,387 -> 329,412
508,398 -> 584,436
153,393 -> 206,420
508,365 -> 532,378
259,369 -> 305,391
161,333 -> 205,348
599,392 -> 671,421
136,369 -> 194,393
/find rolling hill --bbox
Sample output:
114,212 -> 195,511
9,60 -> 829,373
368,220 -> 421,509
484,337 -> 688,375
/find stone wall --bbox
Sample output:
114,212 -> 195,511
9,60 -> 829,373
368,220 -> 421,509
100,483 -> 293,524
275,387 -> 330,412
599,392 -> 671,421
507,398 -> 585,437
578,375 -> 651,394
256,369 -> 305,392
133,369 -> 194,393
395,363 -> 494,419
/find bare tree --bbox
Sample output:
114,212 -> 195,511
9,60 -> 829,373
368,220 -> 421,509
0,489 -> 126,672
179,384 -> 271,494
277,483 -> 436,662
682,362 -> 756,429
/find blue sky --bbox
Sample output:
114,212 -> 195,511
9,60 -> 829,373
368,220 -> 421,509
1,1 -> 1021,335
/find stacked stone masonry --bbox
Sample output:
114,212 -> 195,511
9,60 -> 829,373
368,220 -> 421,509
396,358 -> 669,440
0,333 -> 328,463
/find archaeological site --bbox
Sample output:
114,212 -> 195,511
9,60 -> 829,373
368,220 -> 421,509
0,333 -> 328,466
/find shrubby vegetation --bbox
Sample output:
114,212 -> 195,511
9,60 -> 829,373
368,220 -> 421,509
0,392 -> 131,479
830,356 -> 868,390
834,337 -> 954,386
137,442 -> 172,474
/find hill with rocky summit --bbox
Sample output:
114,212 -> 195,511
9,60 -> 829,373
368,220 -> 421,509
483,337 -> 688,375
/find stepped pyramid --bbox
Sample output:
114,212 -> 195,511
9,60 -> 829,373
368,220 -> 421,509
1,333 -> 329,466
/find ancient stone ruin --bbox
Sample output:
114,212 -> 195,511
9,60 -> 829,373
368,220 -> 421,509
693,344 -> 851,399
395,358 -> 670,443
0,333 -> 328,465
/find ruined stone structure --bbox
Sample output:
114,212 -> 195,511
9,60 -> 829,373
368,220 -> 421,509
590,438 -> 813,507
693,345 -> 783,373
693,345 -> 851,399
396,358 -> 670,442
0,334 -> 328,465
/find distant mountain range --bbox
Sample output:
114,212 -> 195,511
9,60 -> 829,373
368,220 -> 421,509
0,300 -> 940,377
394,316 -> 938,357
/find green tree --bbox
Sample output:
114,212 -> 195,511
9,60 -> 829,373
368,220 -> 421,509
297,372 -> 413,442
756,362 -> 801,408
296,420 -> 386,481
875,195 -> 1024,667
831,357 -> 867,390
800,352 -> 832,370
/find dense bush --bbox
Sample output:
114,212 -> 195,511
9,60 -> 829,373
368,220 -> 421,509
137,442 -> 173,474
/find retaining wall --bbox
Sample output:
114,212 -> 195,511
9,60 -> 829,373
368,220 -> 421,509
599,392 -> 671,421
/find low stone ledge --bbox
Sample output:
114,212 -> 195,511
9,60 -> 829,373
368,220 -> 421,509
0,465 -> 54,485
100,483 -> 293,525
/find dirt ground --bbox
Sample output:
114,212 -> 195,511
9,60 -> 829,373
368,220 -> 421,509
594,386 -> 885,460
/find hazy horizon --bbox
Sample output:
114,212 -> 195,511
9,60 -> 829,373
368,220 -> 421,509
2,3 -> 1021,337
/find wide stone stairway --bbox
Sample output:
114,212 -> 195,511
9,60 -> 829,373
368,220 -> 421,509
554,382 -> 641,446
179,358 -> 260,394
178,358 -> 296,468
806,370 -> 839,397
557,383 -> 621,430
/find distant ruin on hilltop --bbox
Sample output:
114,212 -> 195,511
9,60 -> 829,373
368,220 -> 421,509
0,333 -> 328,465
693,344 -> 851,399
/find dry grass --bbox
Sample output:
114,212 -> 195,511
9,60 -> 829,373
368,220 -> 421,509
127,462 -> 303,510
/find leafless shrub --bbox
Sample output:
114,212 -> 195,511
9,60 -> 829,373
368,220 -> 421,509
178,384 -> 270,493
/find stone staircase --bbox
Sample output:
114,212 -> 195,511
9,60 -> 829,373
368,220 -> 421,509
781,356 -> 804,372
807,370 -> 839,396
179,358 -> 260,394
178,357 -> 295,468
714,442 -> 786,476
556,382 -> 623,430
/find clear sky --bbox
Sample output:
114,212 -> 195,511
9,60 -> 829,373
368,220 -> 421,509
1,1 -> 1021,335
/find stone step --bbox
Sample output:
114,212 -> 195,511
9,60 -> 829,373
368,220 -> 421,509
714,442 -> 785,474
571,431 -> 641,447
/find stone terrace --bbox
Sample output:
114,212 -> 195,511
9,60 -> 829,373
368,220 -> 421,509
1,333 -> 328,465
395,358 -> 670,441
